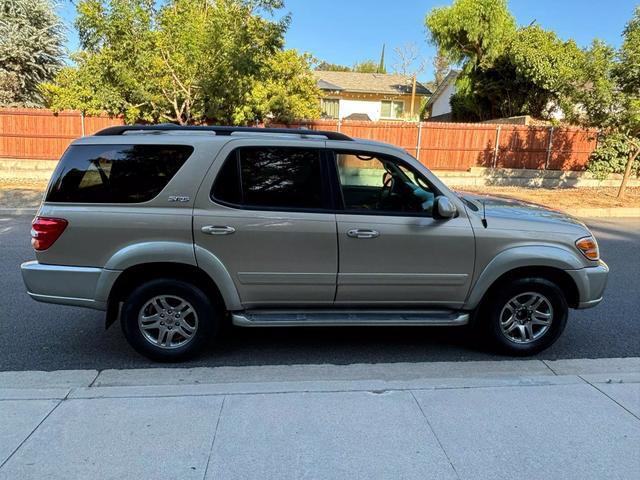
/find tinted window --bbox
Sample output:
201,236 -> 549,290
46,144 -> 193,203
212,147 -> 324,210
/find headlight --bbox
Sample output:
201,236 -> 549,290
575,236 -> 599,261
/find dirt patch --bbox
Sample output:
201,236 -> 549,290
458,186 -> 640,211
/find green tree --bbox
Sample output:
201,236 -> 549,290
42,0 -> 319,125
315,61 -> 351,72
352,60 -> 379,73
235,50 -> 320,124
425,0 -> 515,69
0,0 -> 65,106
566,8 -> 640,198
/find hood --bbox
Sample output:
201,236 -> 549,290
458,192 -> 588,233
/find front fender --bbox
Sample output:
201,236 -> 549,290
465,245 -> 584,309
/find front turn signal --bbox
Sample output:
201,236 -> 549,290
575,236 -> 599,261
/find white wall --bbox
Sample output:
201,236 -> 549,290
339,99 -> 381,121
431,81 -> 456,117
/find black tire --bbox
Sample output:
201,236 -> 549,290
479,277 -> 568,356
121,278 -> 219,361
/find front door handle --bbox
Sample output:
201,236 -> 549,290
347,229 -> 379,239
201,225 -> 236,235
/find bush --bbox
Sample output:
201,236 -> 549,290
587,133 -> 640,180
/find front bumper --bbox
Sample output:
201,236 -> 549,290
21,261 -> 120,310
566,261 -> 609,309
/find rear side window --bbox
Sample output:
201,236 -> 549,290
212,147 -> 324,210
46,144 -> 193,203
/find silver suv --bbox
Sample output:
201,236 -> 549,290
21,125 -> 609,361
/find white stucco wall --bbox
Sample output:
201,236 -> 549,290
339,99 -> 381,121
430,81 -> 456,117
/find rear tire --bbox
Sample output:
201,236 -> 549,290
480,277 -> 568,356
121,278 -> 218,361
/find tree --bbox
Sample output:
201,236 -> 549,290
352,60 -> 379,73
234,50 -> 321,124
613,7 -> 640,197
0,0 -> 65,106
315,61 -> 351,72
566,8 -> 640,198
455,25 -> 583,120
425,0 -> 515,69
432,51 -> 450,86
42,0 -> 320,125
377,44 -> 386,74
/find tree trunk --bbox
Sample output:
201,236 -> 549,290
617,146 -> 639,199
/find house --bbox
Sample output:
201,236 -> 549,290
314,71 -> 431,121
424,70 -> 459,122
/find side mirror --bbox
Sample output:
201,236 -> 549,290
434,196 -> 457,219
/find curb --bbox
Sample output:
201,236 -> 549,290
0,358 -> 638,391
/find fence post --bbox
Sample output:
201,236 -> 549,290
492,125 -> 501,168
80,111 -> 85,137
545,126 -> 554,170
416,122 -> 423,162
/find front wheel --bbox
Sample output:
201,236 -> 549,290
121,278 -> 218,361
482,278 -> 568,356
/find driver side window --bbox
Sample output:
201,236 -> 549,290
334,152 -> 436,216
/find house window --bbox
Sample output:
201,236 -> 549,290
320,98 -> 340,119
380,100 -> 404,119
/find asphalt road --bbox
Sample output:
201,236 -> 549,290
1,213 -> 638,371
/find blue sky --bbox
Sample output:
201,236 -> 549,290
58,0 -> 638,81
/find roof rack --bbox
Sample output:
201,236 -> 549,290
93,124 -> 353,141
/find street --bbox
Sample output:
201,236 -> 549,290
1,213 -> 639,371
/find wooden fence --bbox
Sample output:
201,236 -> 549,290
0,108 -> 124,160
0,109 -> 598,171
276,120 -> 599,171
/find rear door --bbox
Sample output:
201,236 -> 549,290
330,149 -> 475,308
193,140 -> 337,308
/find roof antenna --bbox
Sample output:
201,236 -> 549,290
481,200 -> 488,228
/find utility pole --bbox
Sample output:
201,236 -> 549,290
410,75 -> 417,120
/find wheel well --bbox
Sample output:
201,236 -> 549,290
482,266 -> 580,309
106,262 -> 226,328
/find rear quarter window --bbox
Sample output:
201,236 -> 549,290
46,144 -> 193,203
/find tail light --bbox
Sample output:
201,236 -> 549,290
31,217 -> 68,251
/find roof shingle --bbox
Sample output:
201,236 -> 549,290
314,71 -> 431,96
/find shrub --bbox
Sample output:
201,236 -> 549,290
587,133 -> 640,180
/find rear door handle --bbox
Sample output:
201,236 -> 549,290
347,229 -> 379,239
201,225 -> 236,235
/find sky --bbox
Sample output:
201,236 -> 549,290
58,0 -> 638,82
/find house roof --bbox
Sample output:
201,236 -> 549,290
426,70 -> 460,108
314,71 -> 431,96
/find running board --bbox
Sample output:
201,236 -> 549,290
231,310 -> 470,327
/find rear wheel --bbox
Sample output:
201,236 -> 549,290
481,277 -> 568,355
121,278 -> 218,361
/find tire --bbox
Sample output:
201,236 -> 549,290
480,277 -> 568,356
121,278 -> 218,361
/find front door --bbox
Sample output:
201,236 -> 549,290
331,150 -> 475,308
194,143 -> 337,308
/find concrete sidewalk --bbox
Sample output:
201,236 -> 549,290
1,358 -> 639,480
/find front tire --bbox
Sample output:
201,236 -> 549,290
121,278 -> 218,361
482,277 -> 568,356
